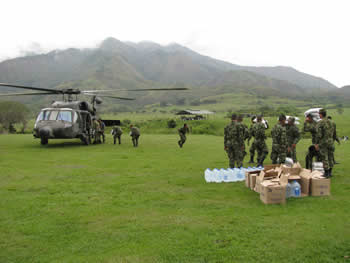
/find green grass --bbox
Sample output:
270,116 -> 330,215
0,132 -> 349,262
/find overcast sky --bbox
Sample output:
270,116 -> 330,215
1,0 -> 349,87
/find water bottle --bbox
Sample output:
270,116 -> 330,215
204,168 -> 212,182
226,168 -> 234,182
220,169 -> 228,182
213,169 -> 222,183
286,182 -> 293,198
236,168 -> 244,181
291,180 -> 301,197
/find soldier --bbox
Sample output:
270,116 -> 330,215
237,115 -> 249,164
315,109 -> 334,178
224,114 -> 244,168
98,119 -> 106,143
327,116 -> 340,164
270,114 -> 287,164
112,125 -> 123,145
178,123 -> 189,148
286,117 -> 301,162
248,116 -> 257,164
303,113 -> 321,169
130,124 -> 140,147
250,115 -> 268,166
93,118 -> 101,144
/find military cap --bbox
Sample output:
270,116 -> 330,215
319,108 -> 327,117
279,114 -> 286,121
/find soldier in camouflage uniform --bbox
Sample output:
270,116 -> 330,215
315,109 -> 334,178
270,114 -> 287,164
93,118 -> 101,144
250,115 -> 268,166
224,114 -> 244,168
327,116 -> 340,165
112,125 -> 123,145
178,123 -> 190,148
303,114 -> 321,169
130,125 -> 140,147
248,116 -> 257,164
237,115 -> 249,165
286,117 -> 301,162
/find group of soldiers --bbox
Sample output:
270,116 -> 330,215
92,119 -> 141,147
224,109 -> 338,178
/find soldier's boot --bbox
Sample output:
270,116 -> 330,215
178,141 -> 182,148
257,157 -> 265,167
248,156 -> 255,164
324,169 -> 330,178
329,168 -> 333,178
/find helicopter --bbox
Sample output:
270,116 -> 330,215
0,83 -> 187,145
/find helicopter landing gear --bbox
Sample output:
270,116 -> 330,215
40,137 -> 48,145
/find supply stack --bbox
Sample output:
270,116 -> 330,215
245,161 -> 331,204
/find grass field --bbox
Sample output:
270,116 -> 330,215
0,132 -> 349,262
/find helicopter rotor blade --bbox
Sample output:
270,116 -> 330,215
0,92 -> 56,96
84,93 -> 136,100
82,87 -> 188,93
0,83 -> 63,94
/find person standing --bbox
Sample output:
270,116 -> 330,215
112,125 -> 123,145
303,113 -> 321,169
130,125 -> 140,147
98,119 -> 106,143
251,115 -> 269,167
93,118 -> 101,144
270,114 -> 287,164
286,117 -> 301,162
327,116 -> 340,164
178,123 -> 189,148
248,116 -> 257,164
315,109 -> 334,178
237,115 -> 249,165
224,114 -> 243,168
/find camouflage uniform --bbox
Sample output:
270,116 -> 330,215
248,123 -> 257,162
251,122 -> 268,166
237,122 -> 249,165
303,120 -> 321,169
93,119 -> 101,144
329,119 -> 339,164
270,123 -> 287,164
112,126 -> 123,145
178,126 -> 189,148
315,118 -> 334,171
99,120 -> 106,143
130,126 -> 140,147
286,124 -> 301,162
224,121 -> 243,168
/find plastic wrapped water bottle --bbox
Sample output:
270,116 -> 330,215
236,168 -> 245,181
204,168 -> 213,183
286,182 -> 293,198
220,169 -> 229,182
291,180 -> 301,197
212,168 -> 221,183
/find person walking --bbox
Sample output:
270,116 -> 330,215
112,125 -> 123,145
130,125 -> 140,147
178,123 -> 189,148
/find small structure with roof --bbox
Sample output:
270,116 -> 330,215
175,109 -> 214,120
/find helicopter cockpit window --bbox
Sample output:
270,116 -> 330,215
57,111 -> 73,122
49,111 -> 59,121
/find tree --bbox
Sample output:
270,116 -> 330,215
0,101 -> 29,133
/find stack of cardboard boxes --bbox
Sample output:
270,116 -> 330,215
245,163 -> 331,204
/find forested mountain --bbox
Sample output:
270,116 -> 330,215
0,37 -> 340,108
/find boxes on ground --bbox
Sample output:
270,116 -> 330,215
255,167 -> 281,194
281,162 -> 302,175
260,181 -> 286,204
310,171 -> 330,196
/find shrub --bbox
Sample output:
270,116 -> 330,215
167,119 -> 177,128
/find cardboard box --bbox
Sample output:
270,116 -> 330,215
250,174 -> 257,190
281,163 -> 302,175
260,182 -> 286,204
245,172 -> 250,188
311,177 -> 331,196
255,170 -> 279,193
263,164 -> 280,171
299,169 -> 312,196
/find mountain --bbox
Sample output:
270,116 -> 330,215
0,37 -> 339,109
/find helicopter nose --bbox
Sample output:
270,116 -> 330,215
39,127 -> 51,138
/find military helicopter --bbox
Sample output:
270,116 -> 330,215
0,83 -> 187,145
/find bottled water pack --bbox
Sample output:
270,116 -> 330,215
286,180 -> 301,198
204,166 -> 263,183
